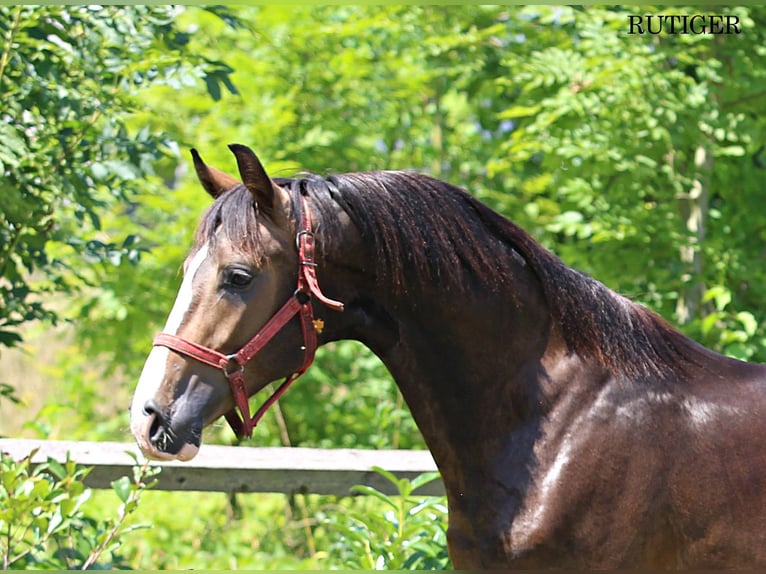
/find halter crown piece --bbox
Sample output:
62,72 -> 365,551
152,195 -> 344,439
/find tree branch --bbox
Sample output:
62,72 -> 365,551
722,89 -> 766,110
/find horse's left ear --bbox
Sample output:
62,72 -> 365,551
228,144 -> 290,220
191,148 -> 240,199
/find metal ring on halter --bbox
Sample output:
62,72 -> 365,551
222,355 -> 244,377
294,289 -> 311,305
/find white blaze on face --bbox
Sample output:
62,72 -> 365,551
130,243 -> 210,432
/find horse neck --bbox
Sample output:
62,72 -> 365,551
320,236 -> 558,468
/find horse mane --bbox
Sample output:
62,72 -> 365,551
197,170 -> 706,383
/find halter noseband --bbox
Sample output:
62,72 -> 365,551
152,195 -> 344,439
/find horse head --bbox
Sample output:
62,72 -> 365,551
129,145 -> 325,460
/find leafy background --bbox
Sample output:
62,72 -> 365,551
1,4 -> 765,569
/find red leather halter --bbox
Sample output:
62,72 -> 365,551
152,196 -> 344,439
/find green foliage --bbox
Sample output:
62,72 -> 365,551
321,468 -> 450,570
107,474 -> 449,570
0,5 -> 238,353
0,450 -> 158,569
111,490 -> 320,570
687,285 -> 763,361
483,5 -> 766,360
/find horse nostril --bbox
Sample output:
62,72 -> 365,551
141,399 -> 168,447
149,415 -> 164,446
142,399 -> 161,417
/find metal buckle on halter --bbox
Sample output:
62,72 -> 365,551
223,355 -> 244,377
295,229 -> 314,248
296,229 -> 318,271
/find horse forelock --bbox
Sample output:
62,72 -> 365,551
193,183 -> 270,264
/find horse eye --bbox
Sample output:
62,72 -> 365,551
223,268 -> 254,290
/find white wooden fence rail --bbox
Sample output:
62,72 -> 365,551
0,439 -> 445,496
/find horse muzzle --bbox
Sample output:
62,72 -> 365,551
130,399 -> 202,461
129,345 -> 209,461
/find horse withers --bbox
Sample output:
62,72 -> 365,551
130,144 -> 766,569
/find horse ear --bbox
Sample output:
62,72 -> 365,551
228,144 -> 290,219
191,148 -> 240,199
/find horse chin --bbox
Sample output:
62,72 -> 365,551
177,442 -> 200,460
138,441 -> 200,462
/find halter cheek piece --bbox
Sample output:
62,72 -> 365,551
152,196 -> 344,439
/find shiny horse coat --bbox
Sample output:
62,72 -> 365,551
130,145 -> 766,568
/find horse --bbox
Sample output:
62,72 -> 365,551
129,144 -> 766,569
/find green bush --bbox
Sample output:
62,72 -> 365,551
321,468 -> 450,570
0,450 -> 158,570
